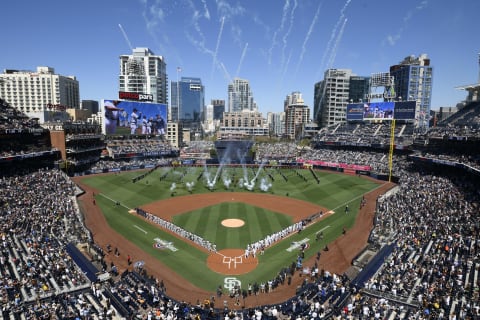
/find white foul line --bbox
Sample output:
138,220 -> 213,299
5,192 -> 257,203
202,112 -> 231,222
134,225 -> 147,234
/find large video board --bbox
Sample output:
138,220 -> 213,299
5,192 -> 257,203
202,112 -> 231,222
346,101 -> 415,121
101,99 -> 167,136
393,101 -> 416,120
363,102 -> 394,120
346,103 -> 364,120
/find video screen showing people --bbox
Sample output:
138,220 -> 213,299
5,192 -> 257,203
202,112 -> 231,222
363,102 -> 394,120
102,99 -> 167,136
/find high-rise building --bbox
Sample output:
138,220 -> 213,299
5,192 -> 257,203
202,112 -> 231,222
267,112 -> 286,137
349,76 -> 370,103
211,99 -> 225,121
81,100 -> 99,114
119,47 -> 168,104
389,54 -> 433,128
228,78 -> 256,112
284,91 -> 304,111
314,69 -> 354,128
285,105 -> 310,140
284,92 -> 310,139
170,77 -> 205,124
0,66 -> 79,123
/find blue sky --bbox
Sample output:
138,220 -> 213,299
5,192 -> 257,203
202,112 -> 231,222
1,0 -> 478,114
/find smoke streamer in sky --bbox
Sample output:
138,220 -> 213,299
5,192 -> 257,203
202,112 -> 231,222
294,1 -> 323,77
327,18 -> 348,68
235,42 -> 248,78
211,16 -> 225,79
280,0 -> 297,72
315,0 -> 352,80
267,0 -> 290,66
385,0 -> 428,46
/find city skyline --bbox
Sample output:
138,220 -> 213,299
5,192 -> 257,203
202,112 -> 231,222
0,0 -> 478,115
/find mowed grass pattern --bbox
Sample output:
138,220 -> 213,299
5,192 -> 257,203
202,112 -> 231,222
173,202 -> 292,250
80,166 -> 381,291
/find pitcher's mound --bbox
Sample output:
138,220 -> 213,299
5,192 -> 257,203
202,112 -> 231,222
207,249 -> 258,275
221,219 -> 245,227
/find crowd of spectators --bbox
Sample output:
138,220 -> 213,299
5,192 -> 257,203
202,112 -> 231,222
0,98 -> 43,132
86,158 -> 172,173
344,165 -> 480,319
0,168 -> 97,317
255,143 -> 299,163
1,144 -> 479,319
410,151 -> 480,172
0,99 -> 54,159
106,139 -> 178,159
434,101 -> 480,134
2,93 -> 480,318
253,141 -> 406,175
311,122 -> 415,147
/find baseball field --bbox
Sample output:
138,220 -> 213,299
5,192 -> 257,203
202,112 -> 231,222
75,165 -> 387,306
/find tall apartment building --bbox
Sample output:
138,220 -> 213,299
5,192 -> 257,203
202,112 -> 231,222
170,77 -> 204,124
202,99 -> 225,135
314,69 -> 354,128
267,111 -> 286,137
389,54 -> 433,128
284,91 -> 304,110
285,104 -> 310,140
227,78 -> 256,112
211,99 -> 225,121
0,66 -> 79,123
119,47 -> 168,104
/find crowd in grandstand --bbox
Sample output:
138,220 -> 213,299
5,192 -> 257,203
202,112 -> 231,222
0,169 -> 95,318
255,143 -> 299,163
354,166 -> 480,319
106,139 -> 177,159
2,93 -> 480,318
85,158 -> 172,173
0,98 -> 42,131
311,122 -> 415,147
1,155 -> 477,319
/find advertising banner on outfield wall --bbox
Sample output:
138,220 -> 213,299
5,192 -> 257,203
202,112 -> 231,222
297,159 -> 371,171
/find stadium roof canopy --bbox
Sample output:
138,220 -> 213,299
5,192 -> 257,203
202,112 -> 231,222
455,83 -> 480,91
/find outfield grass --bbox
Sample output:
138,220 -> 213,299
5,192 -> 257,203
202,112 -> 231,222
80,166 -> 380,292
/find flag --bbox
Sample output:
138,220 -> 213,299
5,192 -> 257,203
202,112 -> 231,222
177,67 -> 182,72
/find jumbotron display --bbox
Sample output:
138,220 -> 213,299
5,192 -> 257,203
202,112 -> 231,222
101,99 -> 167,136
346,101 -> 416,121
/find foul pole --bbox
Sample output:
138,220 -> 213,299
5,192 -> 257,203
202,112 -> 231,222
388,119 -> 396,182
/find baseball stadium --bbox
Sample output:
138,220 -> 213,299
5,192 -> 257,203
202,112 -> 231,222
0,95 -> 480,319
